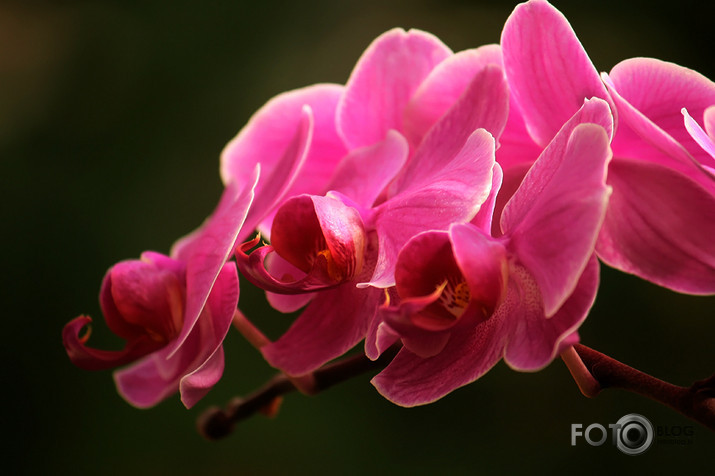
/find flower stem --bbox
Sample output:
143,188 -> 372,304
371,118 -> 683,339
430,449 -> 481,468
562,344 -> 715,430
231,309 -> 271,349
197,344 -> 401,440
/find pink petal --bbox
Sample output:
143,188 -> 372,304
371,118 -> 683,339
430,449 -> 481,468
705,105 -> 715,138
262,285 -> 383,375
367,129 -> 496,287
378,289 -> 452,358
449,223 -> 509,318
239,106 -> 314,240
166,171 -> 257,357
372,310 -> 507,407
365,316 -> 399,361
179,346 -> 225,409
236,240 -> 336,295
108,260 -> 183,340
220,83 -> 347,201
608,58 -> 715,168
597,158 -> 715,294
470,162 -> 503,234
502,121 -> 611,316
325,130 -> 409,208
115,262 -> 239,408
403,45 -> 503,146
337,28 -> 452,149
683,108 -> 715,171
391,64 -> 508,195
501,0 -> 614,146
62,316 -> 161,371
604,73 -> 715,191
264,253 -> 316,312
503,257 -> 599,371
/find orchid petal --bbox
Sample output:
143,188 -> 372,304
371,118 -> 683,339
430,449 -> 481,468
264,253 -> 316,312
403,45 -> 503,146
503,258 -> 599,371
497,104 -> 543,174
220,84 -> 347,197
262,285 -> 383,375
391,65 -> 507,195
502,121 -> 611,316
604,73 -> 715,190
608,58 -> 715,168
501,0 -> 614,146
365,316 -> 399,361
179,346 -> 225,409
166,169 -> 257,357
367,129 -> 496,288
683,108 -> 715,172
705,106 -> 715,138
372,310 -> 507,407
470,162 -> 503,234
337,28 -> 452,149
62,316 -> 161,371
449,223 -> 509,319
239,106 -> 314,239
236,240 -> 336,294
325,130 -> 409,208
597,158 -> 715,294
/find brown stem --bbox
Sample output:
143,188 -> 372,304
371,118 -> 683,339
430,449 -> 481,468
566,344 -> 715,431
197,345 -> 401,440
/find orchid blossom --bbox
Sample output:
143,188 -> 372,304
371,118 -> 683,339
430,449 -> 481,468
63,175 -> 256,408
370,109 -> 612,406
499,0 -> 715,294
236,28 -> 510,376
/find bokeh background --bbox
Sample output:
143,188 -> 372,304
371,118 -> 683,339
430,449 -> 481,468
3,0 -> 713,474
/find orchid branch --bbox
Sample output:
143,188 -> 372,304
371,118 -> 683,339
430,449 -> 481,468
197,344 -> 401,440
562,344 -> 715,431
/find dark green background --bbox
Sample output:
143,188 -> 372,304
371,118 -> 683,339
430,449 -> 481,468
3,0 -> 713,474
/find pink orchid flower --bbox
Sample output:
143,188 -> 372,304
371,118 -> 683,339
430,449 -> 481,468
63,163 -> 262,408
500,0 -> 715,294
370,114 -> 612,406
235,27 -> 510,376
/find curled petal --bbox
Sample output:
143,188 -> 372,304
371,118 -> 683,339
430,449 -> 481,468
236,238 -> 336,294
62,316 -> 161,371
597,158 -> 715,294
337,28 -> 452,149
270,194 -> 366,281
501,0 -> 614,146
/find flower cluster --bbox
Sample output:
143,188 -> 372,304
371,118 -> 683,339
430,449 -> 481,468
63,0 -> 714,409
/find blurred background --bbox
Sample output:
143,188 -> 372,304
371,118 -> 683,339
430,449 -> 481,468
3,0 -> 713,474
